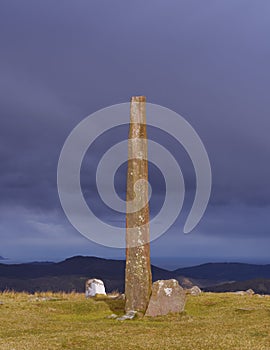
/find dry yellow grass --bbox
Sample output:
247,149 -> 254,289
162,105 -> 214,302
0,291 -> 269,349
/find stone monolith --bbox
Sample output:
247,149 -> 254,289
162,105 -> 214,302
125,96 -> 152,315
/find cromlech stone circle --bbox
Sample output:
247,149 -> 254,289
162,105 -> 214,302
85,278 -> 106,298
145,279 -> 186,317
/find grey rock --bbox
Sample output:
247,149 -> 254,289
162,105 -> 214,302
145,279 -> 186,317
117,293 -> 125,300
108,293 -> 125,300
245,289 -> 255,295
107,314 -> 118,319
117,310 -> 137,321
41,297 -> 54,301
238,307 -> 255,311
85,278 -> 106,298
234,289 -> 255,296
234,291 -> 246,295
187,286 -> 202,296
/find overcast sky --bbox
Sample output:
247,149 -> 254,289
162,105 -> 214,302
0,0 -> 270,267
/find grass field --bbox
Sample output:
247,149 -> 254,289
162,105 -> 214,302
0,291 -> 269,350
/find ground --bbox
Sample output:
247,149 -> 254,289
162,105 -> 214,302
0,291 -> 269,350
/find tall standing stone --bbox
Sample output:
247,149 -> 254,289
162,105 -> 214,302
125,96 -> 152,314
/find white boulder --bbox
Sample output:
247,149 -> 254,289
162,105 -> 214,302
85,278 -> 106,297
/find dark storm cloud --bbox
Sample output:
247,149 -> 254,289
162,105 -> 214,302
0,0 -> 270,261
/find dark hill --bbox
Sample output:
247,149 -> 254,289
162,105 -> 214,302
1,257 -> 270,294
173,262 -> 270,282
205,278 -> 270,294
0,256 -> 173,293
0,256 -> 173,280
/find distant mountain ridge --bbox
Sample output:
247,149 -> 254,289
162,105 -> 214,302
1,256 -> 270,294
174,262 -> 270,281
0,256 -> 173,293
205,278 -> 270,294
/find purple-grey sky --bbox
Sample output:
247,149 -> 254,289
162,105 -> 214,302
0,0 -> 270,267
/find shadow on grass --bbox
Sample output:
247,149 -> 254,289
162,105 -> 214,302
93,296 -> 125,315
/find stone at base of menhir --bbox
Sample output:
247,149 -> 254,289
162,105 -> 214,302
85,278 -> 106,298
117,310 -> 137,321
145,279 -> 186,317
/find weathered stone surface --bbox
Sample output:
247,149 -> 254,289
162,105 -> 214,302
85,278 -> 106,298
145,279 -> 186,317
117,310 -> 137,321
234,291 -> 246,295
234,289 -> 255,296
245,288 -> 255,295
116,293 -> 125,300
187,286 -> 202,296
107,293 -> 125,300
177,276 -> 194,289
125,96 -> 152,314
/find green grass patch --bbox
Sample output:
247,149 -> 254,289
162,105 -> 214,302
0,292 -> 269,349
